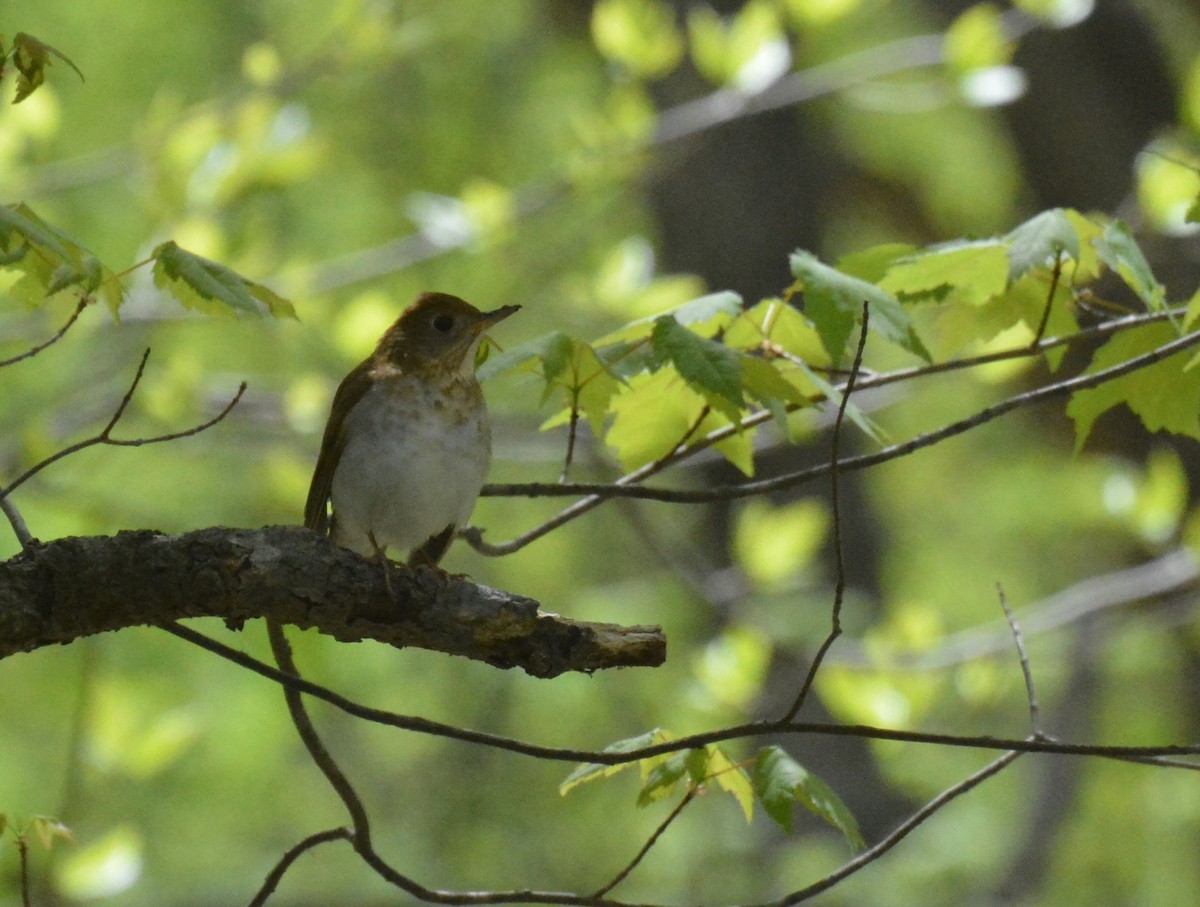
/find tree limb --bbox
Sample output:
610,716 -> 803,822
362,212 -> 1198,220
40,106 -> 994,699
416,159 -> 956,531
0,526 -> 665,678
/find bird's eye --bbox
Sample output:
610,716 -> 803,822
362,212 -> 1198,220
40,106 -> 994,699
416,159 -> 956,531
432,314 -> 455,332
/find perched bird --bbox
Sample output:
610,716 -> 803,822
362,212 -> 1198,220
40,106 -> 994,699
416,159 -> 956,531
304,292 -> 519,567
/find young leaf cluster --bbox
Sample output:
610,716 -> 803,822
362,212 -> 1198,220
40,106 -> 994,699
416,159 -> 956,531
559,731 -> 864,850
0,203 -> 295,321
486,208 -> 1200,474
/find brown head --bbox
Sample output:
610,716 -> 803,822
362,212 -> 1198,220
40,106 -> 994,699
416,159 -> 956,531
374,292 -> 519,377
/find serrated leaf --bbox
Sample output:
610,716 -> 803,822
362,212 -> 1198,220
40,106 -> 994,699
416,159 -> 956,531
606,367 -> 705,469
597,290 -> 743,345
559,729 -> 673,796
705,747 -> 756,822
650,316 -> 745,421
1067,322 -> 1200,450
476,330 -> 568,381
637,751 -> 692,806
879,241 -> 1010,307
740,355 -> 807,407
1092,221 -> 1166,312
151,241 -> 296,319
836,243 -> 919,283
790,250 -> 930,363
752,746 -> 864,849
1005,208 -> 1080,281
0,204 -> 124,314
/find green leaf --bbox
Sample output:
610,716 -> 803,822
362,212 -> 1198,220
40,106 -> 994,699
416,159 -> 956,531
11,32 -> 84,103
944,3 -> 1012,73
1066,322 -> 1200,450
724,299 -> 830,367
650,316 -> 745,421
879,240 -> 1010,307
705,747 -> 756,822
687,1 -> 784,90
591,0 -> 684,79
559,729 -> 673,796
636,751 -> 693,806
0,203 -> 123,315
542,338 -> 622,434
1092,221 -> 1166,312
476,330 -> 568,381
752,746 -> 864,850
1005,208 -> 1080,281
597,290 -> 743,345
790,250 -> 930,363
151,241 -> 296,319
836,243 -> 919,283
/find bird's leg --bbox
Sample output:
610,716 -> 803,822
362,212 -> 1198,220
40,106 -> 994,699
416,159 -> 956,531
367,530 -> 395,599
407,525 -> 456,582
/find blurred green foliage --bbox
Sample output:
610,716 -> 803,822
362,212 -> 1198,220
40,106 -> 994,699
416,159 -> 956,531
3,1 -> 1200,906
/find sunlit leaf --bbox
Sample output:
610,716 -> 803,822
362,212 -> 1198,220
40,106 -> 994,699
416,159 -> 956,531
734,499 -> 828,587
705,747 -> 756,822
591,0 -> 684,79
879,240 -> 1009,306
944,3 -> 1012,73
752,746 -> 864,849
1067,322 -> 1200,450
151,241 -> 296,319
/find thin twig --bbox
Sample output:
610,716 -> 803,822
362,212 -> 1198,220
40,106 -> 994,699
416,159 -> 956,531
162,622 -> 1200,766
1,349 -> 247,498
782,303 -> 869,721
997,584 -> 1043,737
248,827 -> 353,907
591,788 -> 699,898
0,298 -> 88,368
1031,253 -> 1063,347
757,749 -> 1023,906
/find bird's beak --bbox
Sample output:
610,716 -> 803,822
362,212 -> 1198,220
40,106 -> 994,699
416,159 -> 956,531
473,304 -> 521,333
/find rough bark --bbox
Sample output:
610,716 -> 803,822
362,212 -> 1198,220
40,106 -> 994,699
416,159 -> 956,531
0,525 -> 666,678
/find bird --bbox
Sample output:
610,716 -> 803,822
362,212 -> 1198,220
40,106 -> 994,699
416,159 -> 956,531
304,292 -> 519,569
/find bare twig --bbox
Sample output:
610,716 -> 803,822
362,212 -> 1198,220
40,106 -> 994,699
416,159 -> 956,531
0,298 -> 88,368
1031,253 -> 1063,347
998,584 -> 1043,737
782,303 -> 869,721
0,495 -> 33,548
161,622 -> 1200,766
591,788 -> 699,899
248,827 -> 353,907
1,348 -> 248,499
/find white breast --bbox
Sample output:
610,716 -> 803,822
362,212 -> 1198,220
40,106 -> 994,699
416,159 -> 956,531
329,375 -> 491,557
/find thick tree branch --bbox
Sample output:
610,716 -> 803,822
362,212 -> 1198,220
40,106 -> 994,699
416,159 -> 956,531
0,526 -> 665,678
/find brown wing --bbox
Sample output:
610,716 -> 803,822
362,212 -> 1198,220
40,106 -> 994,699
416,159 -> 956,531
304,359 -> 375,533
